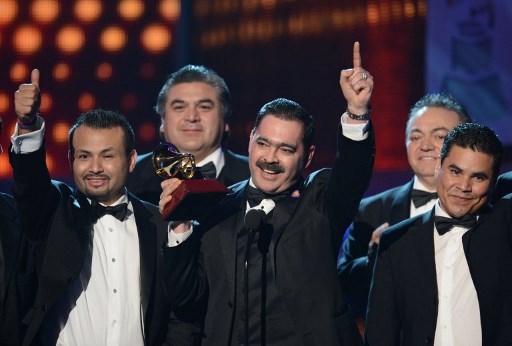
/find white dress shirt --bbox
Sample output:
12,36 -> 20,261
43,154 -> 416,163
433,203 -> 481,346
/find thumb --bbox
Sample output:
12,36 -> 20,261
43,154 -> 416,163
31,69 -> 40,88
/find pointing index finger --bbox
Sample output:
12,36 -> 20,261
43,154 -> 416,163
353,41 -> 361,68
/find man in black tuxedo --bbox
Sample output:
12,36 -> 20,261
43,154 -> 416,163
127,65 -> 250,205
9,69 -> 193,345
161,42 -> 374,345
0,116 -> 34,345
365,123 -> 511,345
493,171 -> 512,203
338,93 -> 472,317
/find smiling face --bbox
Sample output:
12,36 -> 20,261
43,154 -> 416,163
248,115 -> 315,194
161,82 -> 228,162
435,145 -> 493,218
406,107 -> 463,190
70,125 -> 136,205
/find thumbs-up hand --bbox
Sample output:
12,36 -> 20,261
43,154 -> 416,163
14,69 -> 41,127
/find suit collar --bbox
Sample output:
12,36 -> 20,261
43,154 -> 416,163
129,193 -> 157,317
412,209 -> 438,295
389,178 -> 414,224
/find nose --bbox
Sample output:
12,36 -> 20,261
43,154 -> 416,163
89,157 -> 104,173
458,176 -> 472,192
263,146 -> 278,163
420,136 -> 435,151
184,107 -> 200,122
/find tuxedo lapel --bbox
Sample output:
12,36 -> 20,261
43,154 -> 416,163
130,196 -> 157,318
412,210 -> 438,297
389,179 -> 413,224
218,183 -> 247,299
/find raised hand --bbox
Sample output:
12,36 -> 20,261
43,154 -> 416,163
339,42 -> 373,116
14,69 -> 41,126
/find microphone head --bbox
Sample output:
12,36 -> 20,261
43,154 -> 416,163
244,208 -> 265,231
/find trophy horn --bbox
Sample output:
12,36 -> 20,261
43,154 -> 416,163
152,142 -> 196,180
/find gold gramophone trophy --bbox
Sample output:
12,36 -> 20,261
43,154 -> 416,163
153,142 -> 229,221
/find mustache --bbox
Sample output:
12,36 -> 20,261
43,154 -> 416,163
84,173 -> 109,180
256,160 -> 284,174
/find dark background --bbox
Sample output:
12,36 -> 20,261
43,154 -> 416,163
1,0 -> 510,195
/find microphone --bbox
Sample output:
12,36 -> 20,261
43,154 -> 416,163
244,198 -> 276,231
242,198 -> 274,346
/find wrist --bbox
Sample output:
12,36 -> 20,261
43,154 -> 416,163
346,107 -> 371,121
17,114 -> 38,130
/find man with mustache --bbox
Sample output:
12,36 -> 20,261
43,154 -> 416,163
161,42 -> 374,345
9,69 -> 194,345
338,93 -> 471,318
127,65 -> 250,205
365,123 -> 512,345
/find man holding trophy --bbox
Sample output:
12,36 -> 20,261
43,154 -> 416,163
160,42 -> 375,345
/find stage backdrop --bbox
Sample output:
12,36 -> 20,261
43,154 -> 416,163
426,0 -> 512,144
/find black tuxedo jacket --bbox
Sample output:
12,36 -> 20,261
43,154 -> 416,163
9,145 -> 181,346
165,125 -> 375,345
338,179 -> 413,316
365,198 -> 512,346
494,171 -> 512,203
127,149 -> 250,205
0,193 -> 34,346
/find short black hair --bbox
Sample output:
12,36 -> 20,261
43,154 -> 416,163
253,98 -> 315,154
440,123 -> 503,180
406,92 -> 472,137
68,109 -> 135,158
155,64 -> 231,121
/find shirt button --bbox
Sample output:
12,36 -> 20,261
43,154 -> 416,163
109,228 -> 114,232
112,258 -> 116,262
113,288 -> 117,293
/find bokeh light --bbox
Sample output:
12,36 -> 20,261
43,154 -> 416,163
139,62 -> 156,79
121,93 -> 138,111
52,121 -> 70,144
40,92 -> 53,113
100,26 -> 127,52
74,0 -> 103,23
78,92 -> 96,111
138,122 -> 157,142
0,0 -> 17,26
0,93 -> 10,113
13,25 -> 43,55
56,25 -> 85,54
31,0 -> 60,24
10,62 -> 29,82
118,0 -> 144,21
96,62 -> 113,80
159,0 -> 180,21
53,62 -> 71,81
140,24 -> 171,53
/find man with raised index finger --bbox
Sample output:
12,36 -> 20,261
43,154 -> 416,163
161,42 -> 375,345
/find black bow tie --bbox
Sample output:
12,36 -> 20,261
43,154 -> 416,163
434,214 -> 477,235
91,200 -> 128,221
246,185 -> 292,207
198,161 -> 216,179
411,189 -> 438,208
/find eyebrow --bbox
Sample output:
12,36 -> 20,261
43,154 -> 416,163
447,163 -> 490,179
170,98 -> 215,106
256,136 -> 297,152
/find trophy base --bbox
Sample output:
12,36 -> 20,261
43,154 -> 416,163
162,179 -> 229,221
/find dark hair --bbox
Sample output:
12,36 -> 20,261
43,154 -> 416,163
155,64 -> 231,121
253,98 -> 315,153
406,93 -> 472,136
440,123 -> 503,180
68,109 -> 135,158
